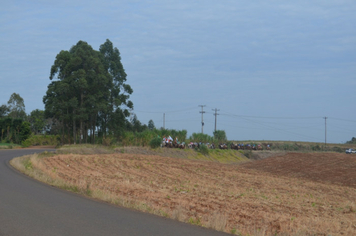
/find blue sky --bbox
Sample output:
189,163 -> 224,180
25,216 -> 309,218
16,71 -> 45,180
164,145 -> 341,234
1,0 -> 355,143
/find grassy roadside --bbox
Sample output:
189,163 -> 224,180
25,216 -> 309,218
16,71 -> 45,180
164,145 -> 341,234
116,145 -> 251,163
9,152 -> 71,195
0,143 -> 22,149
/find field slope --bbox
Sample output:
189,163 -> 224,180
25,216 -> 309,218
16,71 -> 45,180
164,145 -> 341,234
11,148 -> 356,235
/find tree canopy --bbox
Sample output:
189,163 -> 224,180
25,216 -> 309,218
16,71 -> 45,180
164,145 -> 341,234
0,104 -> 9,118
148,119 -> 155,130
7,93 -> 26,119
43,40 -> 133,144
213,130 -> 227,142
346,137 -> 356,144
29,109 -> 46,134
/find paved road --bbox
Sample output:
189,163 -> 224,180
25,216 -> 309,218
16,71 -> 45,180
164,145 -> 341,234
0,149 -> 228,236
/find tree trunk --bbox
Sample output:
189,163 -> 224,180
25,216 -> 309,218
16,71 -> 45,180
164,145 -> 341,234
84,126 -> 88,143
73,112 -> 76,145
80,120 -> 83,144
80,92 -> 83,144
90,116 -> 94,144
61,119 -> 64,145
92,113 -> 97,144
67,123 -> 71,144
92,120 -> 95,145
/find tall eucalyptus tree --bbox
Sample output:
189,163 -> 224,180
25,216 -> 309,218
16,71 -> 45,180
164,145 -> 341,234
44,40 -> 133,144
7,93 -> 26,120
99,39 -> 133,137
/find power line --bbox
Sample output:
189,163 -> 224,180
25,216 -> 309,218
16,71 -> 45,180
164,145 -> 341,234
134,107 -> 356,122
219,114 -> 324,141
132,106 -> 353,142
220,112 -> 321,120
134,106 -> 197,114
329,117 -> 356,123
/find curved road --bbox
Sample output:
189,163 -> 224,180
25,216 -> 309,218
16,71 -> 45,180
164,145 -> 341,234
0,149 -> 228,236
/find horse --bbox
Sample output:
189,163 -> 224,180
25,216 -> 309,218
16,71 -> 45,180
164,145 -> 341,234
166,142 -> 173,148
245,144 -> 252,150
178,142 -> 186,149
172,141 -> 179,148
209,143 -> 215,149
219,143 -> 228,149
230,143 -> 239,150
188,142 -> 198,149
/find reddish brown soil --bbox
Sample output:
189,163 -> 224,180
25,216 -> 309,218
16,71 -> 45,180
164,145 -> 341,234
240,152 -> 356,188
37,152 -> 356,235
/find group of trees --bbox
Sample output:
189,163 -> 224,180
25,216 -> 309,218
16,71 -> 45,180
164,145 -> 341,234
346,137 -> 356,144
43,40 -> 136,144
1,93 -> 26,120
188,130 -> 227,143
0,93 -> 31,143
3,39 -> 229,146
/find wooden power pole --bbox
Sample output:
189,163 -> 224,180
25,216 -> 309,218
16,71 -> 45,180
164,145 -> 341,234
212,108 -> 220,133
199,105 -> 206,134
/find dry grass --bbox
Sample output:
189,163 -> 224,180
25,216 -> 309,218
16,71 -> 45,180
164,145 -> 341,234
10,153 -> 68,188
0,143 -> 21,149
56,144 -> 115,154
10,151 -> 356,236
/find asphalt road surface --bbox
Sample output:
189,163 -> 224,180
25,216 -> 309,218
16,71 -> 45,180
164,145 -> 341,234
0,149 -> 229,236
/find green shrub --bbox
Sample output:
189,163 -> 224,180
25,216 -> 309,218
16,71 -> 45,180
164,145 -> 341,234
21,135 -> 60,147
24,159 -> 32,170
243,150 -> 252,159
213,130 -> 227,142
102,136 -> 112,146
198,144 -> 209,155
120,132 -> 136,146
346,137 -> 356,144
332,147 -> 343,153
189,133 -> 213,143
149,137 -> 162,149
22,139 -> 32,148
312,145 -> 321,151
119,129 -> 187,147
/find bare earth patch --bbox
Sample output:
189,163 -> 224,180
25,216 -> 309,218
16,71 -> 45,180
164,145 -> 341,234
240,152 -> 356,188
27,151 -> 356,235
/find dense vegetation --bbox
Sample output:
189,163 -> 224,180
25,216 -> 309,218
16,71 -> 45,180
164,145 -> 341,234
346,137 -> 356,144
0,117 -> 31,144
0,93 -> 30,144
43,40 -> 134,145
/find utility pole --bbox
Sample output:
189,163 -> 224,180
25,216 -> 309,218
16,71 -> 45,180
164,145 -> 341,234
163,113 -> 165,129
324,117 -> 327,150
212,108 -> 220,133
198,105 -> 206,134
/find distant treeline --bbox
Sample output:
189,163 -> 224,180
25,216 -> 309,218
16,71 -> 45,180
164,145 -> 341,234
346,137 -> 356,144
0,117 -> 31,144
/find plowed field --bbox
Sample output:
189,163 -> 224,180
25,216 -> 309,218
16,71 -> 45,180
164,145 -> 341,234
241,152 -> 356,188
36,152 -> 356,235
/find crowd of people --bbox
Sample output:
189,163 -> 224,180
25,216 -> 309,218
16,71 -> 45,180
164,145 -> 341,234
161,135 -> 271,150
161,136 -> 186,149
